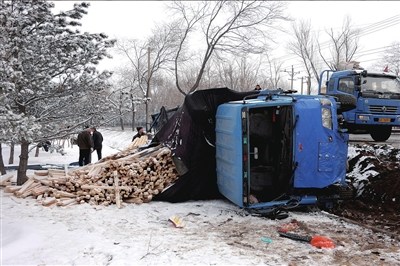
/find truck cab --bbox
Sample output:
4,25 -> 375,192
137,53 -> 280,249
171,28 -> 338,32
319,69 -> 400,141
215,90 -> 349,211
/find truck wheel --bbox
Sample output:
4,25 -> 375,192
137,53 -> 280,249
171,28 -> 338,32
332,94 -> 357,113
370,126 -> 392,142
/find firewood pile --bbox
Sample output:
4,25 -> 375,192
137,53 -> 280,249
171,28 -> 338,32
1,143 -> 179,208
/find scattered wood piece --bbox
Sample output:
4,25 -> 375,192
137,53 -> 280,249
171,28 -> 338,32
0,173 -> 14,186
42,197 -> 57,206
129,135 -> 149,149
20,182 -> 41,198
57,198 -> 78,206
34,170 -> 49,176
15,178 -> 36,196
4,185 -> 22,193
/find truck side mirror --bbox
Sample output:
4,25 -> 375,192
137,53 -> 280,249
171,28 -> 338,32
362,70 -> 368,77
355,77 -> 367,91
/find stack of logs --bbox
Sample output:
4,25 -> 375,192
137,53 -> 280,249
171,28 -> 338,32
1,144 -> 179,208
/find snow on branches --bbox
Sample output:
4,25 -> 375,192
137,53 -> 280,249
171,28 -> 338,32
0,1 -> 115,144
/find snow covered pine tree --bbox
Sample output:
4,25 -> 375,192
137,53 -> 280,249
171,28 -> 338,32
0,1 -> 115,184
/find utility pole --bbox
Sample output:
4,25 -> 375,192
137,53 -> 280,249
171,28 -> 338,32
300,76 -> 311,95
146,46 -> 150,131
282,65 -> 300,91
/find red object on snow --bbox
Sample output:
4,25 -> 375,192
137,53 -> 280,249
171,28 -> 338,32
310,235 -> 335,249
278,231 -> 335,249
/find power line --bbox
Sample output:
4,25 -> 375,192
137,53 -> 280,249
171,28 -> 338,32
276,14 -> 400,69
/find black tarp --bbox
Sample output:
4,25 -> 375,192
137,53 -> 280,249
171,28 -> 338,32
150,106 -> 180,133
152,87 -> 257,202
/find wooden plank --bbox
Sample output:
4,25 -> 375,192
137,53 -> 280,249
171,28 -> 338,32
48,169 -> 67,174
4,185 -> 22,193
0,173 -> 14,186
114,171 -> 121,209
50,189 -> 76,198
80,184 -> 132,191
57,198 -> 77,206
34,170 -> 49,176
20,183 -> 41,198
31,185 -> 49,196
15,178 -> 36,196
42,197 -> 57,206
33,177 -> 52,187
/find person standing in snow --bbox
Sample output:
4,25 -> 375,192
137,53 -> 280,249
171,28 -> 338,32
77,127 -> 93,166
132,127 -> 146,142
91,127 -> 103,161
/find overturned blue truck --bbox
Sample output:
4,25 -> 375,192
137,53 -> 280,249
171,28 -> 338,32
151,88 -> 355,215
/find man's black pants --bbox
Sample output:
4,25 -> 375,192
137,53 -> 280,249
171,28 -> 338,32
79,149 -> 91,166
95,146 -> 102,161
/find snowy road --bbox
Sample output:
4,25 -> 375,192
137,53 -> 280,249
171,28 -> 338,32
349,131 -> 400,148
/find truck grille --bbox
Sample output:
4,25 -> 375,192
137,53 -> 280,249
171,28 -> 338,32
369,105 -> 398,113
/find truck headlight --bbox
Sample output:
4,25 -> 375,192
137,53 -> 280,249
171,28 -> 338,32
321,107 -> 332,129
319,98 -> 332,106
357,115 -> 370,121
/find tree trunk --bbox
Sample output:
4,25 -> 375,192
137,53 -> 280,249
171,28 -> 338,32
145,101 -> 149,131
17,140 -> 29,185
131,103 -> 136,132
0,143 -> 6,175
120,117 -> 125,131
35,146 -> 40,157
8,142 -> 14,164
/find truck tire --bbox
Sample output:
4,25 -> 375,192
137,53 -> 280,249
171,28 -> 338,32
370,126 -> 392,142
332,94 -> 357,113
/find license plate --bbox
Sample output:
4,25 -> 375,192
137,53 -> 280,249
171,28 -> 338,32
378,118 -> 391,123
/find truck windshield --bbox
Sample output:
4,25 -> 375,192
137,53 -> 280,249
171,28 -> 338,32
361,76 -> 400,94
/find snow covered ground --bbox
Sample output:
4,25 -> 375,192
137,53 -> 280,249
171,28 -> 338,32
1,128 -> 400,265
1,128 -> 134,167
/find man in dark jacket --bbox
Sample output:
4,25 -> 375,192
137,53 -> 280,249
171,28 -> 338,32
91,127 -> 103,161
132,126 -> 146,142
77,127 -> 93,166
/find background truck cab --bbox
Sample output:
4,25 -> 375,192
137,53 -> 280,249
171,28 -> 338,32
215,90 -> 349,210
318,68 -> 400,141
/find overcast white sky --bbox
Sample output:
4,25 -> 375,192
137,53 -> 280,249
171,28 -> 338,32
53,1 -> 400,75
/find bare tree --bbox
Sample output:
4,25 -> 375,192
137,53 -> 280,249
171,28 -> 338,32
115,23 -> 177,130
168,0 -> 287,95
381,41 -> 400,76
207,54 -> 263,91
319,16 -> 360,71
288,19 -> 320,87
214,57 -> 239,89
265,53 -> 284,89
151,75 -> 184,112
106,67 -> 142,131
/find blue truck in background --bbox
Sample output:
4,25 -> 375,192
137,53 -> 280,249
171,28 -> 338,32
215,90 -> 351,212
318,68 -> 400,141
